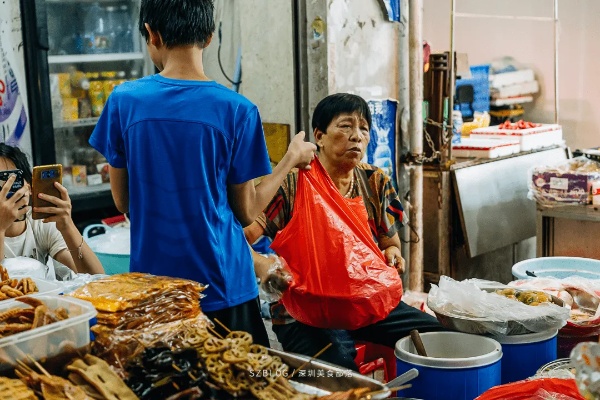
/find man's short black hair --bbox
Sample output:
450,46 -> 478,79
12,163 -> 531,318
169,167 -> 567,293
139,0 -> 215,48
0,143 -> 32,184
311,93 -> 372,134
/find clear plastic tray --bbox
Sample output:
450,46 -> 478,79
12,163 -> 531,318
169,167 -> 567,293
0,294 -> 96,371
1,277 -> 63,302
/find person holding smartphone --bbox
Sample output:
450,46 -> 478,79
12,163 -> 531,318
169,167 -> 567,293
0,143 -> 104,278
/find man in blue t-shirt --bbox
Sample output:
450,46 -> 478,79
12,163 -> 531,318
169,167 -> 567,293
89,0 -> 316,345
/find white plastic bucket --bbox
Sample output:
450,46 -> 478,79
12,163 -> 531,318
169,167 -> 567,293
395,332 -> 502,400
83,224 -> 130,275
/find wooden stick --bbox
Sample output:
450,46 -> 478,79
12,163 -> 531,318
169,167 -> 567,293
410,329 -> 428,357
207,325 -> 224,339
27,354 -> 51,377
289,343 -> 332,379
362,384 -> 412,399
214,318 -> 232,334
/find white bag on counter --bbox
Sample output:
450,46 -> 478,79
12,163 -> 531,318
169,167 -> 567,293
428,276 -> 570,336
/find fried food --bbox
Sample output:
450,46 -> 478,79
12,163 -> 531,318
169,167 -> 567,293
0,376 -> 37,400
495,289 -> 552,306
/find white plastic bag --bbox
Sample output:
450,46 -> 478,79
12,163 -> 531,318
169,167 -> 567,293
428,276 -> 570,336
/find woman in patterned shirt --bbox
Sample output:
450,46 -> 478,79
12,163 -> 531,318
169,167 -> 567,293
246,93 -> 443,371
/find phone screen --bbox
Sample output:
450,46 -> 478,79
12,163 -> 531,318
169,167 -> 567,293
0,169 -> 24,199
0,169 -> 26,221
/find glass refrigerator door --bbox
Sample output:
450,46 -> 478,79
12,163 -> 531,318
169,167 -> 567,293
45,0 -> 152,204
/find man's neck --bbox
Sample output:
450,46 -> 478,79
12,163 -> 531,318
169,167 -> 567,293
159,46 -> 210,81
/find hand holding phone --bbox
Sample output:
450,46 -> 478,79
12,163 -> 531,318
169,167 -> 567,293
0,170 -> 27,222
32,164 -> 63,220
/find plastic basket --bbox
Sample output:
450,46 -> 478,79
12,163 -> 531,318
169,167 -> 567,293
512,257 -> 600,280
456,64 -> 491,118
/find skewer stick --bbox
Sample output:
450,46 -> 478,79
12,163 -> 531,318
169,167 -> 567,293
362,384 -> 412,399
289,343 -> 332,379
27,354 -> 51,377
214,318 -> 232,334
207,325 -> 224,339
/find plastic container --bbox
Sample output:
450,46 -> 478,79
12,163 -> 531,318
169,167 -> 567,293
512,257 -> 600,280
395,332 -> 502,400
452,138 -> 520,159
0,294 -> 96,371
4,277 -> 63,300
497,329 -> 558,384
83,224 -> 130,275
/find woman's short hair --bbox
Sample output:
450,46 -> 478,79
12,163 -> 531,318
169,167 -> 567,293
0,143 -> 33,184
311,93 -> 372,134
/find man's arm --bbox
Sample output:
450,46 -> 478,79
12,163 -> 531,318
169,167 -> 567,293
109,167 -> 129,213
228,132 -> 315,226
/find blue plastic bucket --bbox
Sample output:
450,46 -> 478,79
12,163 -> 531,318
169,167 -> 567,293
497,329 -> 557,384
395,332 -> 502,400
512,257 -> 600,280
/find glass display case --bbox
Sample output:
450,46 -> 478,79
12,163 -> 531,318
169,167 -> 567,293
43,0 -> 153,206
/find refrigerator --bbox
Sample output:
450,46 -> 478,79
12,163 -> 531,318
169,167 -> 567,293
1,0 -> 153,223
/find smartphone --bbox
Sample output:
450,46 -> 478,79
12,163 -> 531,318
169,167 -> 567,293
0,169 -> 26,221
32,164 -> 63,220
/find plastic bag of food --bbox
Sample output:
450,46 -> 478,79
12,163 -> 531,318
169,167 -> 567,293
570,341 -> 600,398
529,157 -> 600,206
428,276 -> 570,336
68,273 -> 206,330
510,277 -> 600,331
92,314 -> 212,374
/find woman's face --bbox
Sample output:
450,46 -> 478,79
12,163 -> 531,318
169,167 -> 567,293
315,112 -> 370,169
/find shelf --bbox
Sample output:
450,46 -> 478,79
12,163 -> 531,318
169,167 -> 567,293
54,117 -> 99,129
48,52 -> 145,64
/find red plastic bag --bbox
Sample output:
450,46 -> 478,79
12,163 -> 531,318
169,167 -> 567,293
271,158 -> 403,330
475,378 -> 585,400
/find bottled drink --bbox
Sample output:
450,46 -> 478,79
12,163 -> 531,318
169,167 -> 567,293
104,6 -> 118,53
83,2 -> 110,54
117,5 -> 133,52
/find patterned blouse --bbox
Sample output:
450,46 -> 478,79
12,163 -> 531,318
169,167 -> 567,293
256,162 -> 406,325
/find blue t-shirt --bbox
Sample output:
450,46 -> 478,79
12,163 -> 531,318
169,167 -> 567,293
89,75 -> 272,312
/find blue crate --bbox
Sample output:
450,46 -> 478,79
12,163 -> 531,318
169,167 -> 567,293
455,64 -> 490,118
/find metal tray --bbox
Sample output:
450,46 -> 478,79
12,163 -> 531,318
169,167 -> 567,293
428,287 -> 565,336
269,348 -> 390,399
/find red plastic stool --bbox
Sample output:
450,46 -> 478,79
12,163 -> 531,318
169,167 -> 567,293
354,341 -> 397,383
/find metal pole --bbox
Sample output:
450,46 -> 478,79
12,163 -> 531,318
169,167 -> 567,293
409,0 -> 424,292
553,0 -> 559,124
447,0 -> 456,161
398,0 -> 410,288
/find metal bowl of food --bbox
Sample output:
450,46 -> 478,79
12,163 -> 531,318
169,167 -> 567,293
428,287 -> 566,336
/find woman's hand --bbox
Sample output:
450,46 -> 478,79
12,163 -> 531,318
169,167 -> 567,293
287,132 -> 317,170
34,182 -> 73,232
0,175 -> 29,232
383,245 -> 405,275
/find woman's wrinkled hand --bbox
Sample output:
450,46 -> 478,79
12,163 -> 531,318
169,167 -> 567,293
34,182 -> 73,231
384,245 -> 405,275
0,175 -> 29,232
287,131 -> 317,170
